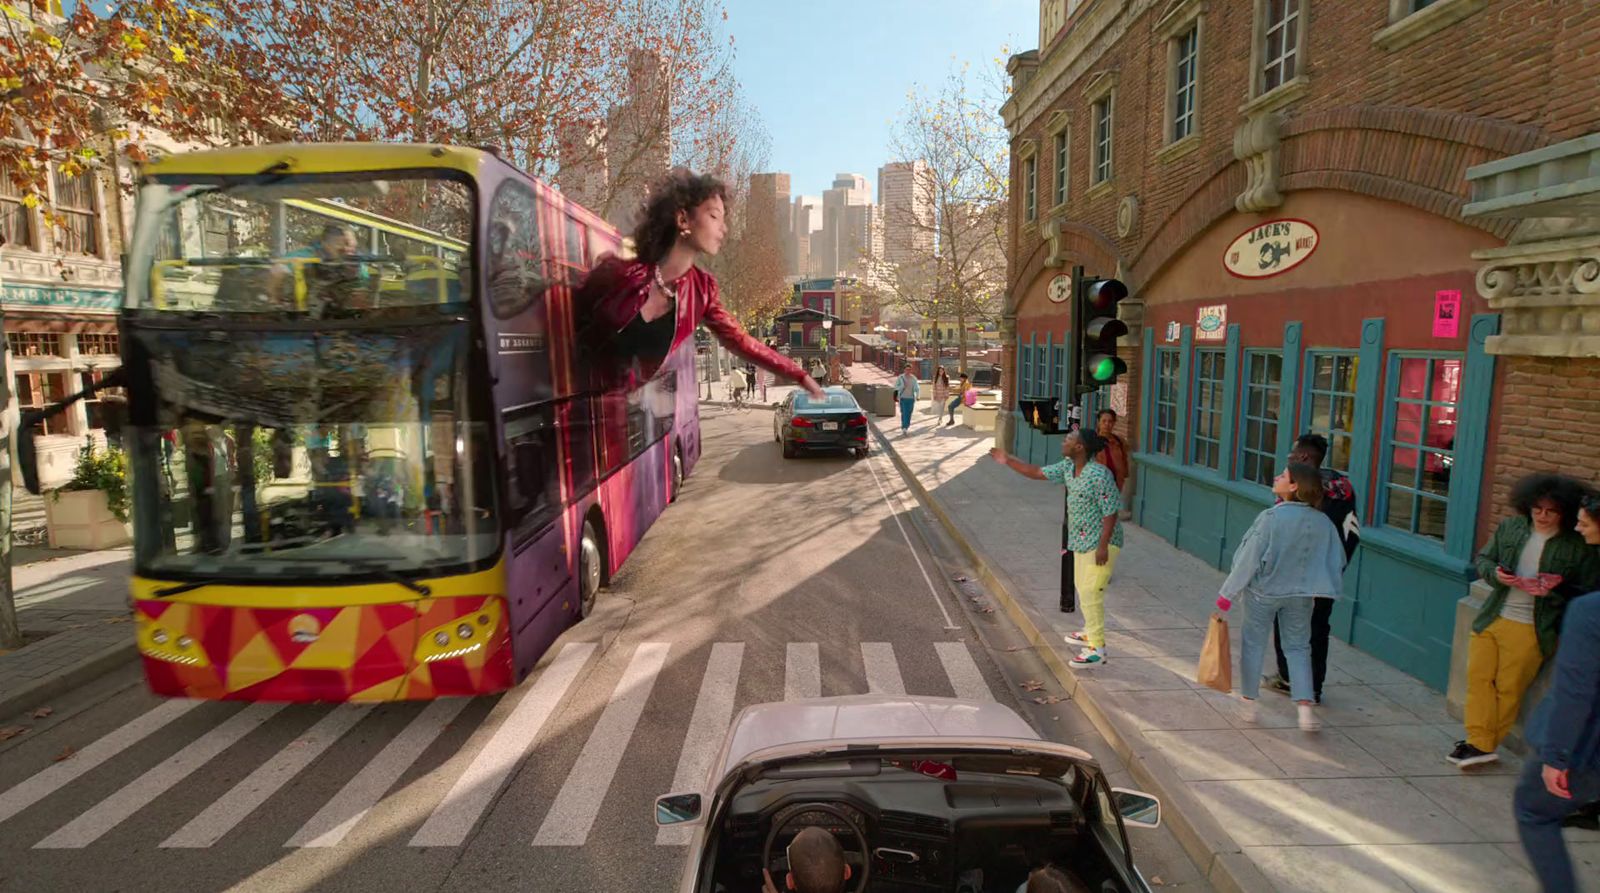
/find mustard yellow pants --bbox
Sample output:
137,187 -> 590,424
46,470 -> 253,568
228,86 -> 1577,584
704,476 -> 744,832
1464,617 -> 1544,753
1074,545 -> 1120,649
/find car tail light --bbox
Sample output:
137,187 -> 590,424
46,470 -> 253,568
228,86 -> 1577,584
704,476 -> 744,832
791,417 -> 815,428
847,415 -> 867,427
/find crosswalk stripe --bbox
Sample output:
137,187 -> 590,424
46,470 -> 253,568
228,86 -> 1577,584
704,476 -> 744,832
533,642 -> 670,846
657,643 -> 743,847
289,698 -> 468,848
0,698 -> 201,826
861,643 -> 905,695
935,642 -> 993,701
34,702 -> 286,849
785,642 -> 820,700
410,642 -> 595,847
161,704 -> 373,848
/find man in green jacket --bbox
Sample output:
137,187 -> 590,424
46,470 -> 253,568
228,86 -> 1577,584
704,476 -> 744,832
1452,473 -> 1600,768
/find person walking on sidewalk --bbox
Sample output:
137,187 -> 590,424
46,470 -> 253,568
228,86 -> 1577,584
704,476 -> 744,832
945,372 -> 970,426
1513,571 -> 1600,893
1215,463 -> 1345,732
931,366 -> 950,417
992,430 -> 1123,667
1263,433 -> 1360,703
894,365 -> 920,435
1094,409 -> 1130,492
1453,473 -> 1599,769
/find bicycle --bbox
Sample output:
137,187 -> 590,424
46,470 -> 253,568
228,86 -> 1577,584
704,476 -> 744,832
725,382 -> 751,412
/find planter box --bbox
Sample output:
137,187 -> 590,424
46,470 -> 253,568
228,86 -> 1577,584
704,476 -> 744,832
45,489 -> 131,550
961,403 -> 999,432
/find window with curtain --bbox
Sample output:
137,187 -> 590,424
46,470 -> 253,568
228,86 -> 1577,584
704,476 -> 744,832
1383,354 -> 1462,541
1305,352 -> 1359,473
1190,349 -> 1226,470
1238,352 -> 1283,486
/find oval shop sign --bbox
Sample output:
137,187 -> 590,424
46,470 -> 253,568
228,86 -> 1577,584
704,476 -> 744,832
1224,218 -> 1319,279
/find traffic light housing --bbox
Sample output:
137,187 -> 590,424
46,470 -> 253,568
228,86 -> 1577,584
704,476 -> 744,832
1076,276 -> 1128,392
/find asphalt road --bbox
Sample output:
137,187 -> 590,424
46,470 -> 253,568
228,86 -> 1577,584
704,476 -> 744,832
0,406 -> 1211,893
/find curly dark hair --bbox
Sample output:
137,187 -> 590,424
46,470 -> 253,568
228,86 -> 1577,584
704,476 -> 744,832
631,168 -> 729,265
1509,472 -> 1591,529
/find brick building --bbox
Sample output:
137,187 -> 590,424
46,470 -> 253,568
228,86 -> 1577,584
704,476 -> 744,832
999,0 -> 1600,689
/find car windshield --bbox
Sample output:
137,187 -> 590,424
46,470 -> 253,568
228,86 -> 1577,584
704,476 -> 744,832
794,393 -> 859,410
125,172 -> 472,316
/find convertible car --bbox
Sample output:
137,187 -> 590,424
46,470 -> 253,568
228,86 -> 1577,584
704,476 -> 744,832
655,695 -> 1163,893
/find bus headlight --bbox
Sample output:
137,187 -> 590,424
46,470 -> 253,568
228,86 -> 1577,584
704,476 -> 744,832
138,619 -> 212,668
415,598 -> 504,664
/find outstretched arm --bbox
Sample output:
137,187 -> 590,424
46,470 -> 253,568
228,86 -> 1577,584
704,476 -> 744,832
990,448 -> 1049,481
700,289 -> 822,397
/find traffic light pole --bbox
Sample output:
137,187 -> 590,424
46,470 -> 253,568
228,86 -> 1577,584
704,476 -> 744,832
1060,266 -> 1085,613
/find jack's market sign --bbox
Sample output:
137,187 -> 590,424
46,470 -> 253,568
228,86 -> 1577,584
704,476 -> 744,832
1224,219 -> 1318,279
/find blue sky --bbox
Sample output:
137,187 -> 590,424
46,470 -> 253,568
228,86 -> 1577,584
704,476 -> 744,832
722,0 -> 1035,201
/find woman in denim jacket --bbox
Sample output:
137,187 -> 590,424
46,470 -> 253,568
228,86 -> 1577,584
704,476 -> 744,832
1215,463 -> 1344,731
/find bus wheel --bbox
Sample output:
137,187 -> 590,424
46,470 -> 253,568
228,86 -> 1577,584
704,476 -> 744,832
579,519 -> 603,618
670,447 -> 684,503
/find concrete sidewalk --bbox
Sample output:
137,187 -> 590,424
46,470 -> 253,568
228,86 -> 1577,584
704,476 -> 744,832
869,408 -> 1600,893
0,546 -> 134,721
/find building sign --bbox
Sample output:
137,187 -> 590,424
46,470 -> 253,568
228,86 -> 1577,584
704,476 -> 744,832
1432,290 -> 1461,338
1224,219 -> 1319,279
1165,320 -> 1180,342
1196,305 -> 1227,341
1,284 -> 120,313
1048,274 -> 1072,303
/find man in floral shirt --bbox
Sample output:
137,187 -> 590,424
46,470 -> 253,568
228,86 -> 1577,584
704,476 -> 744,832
994,429 -> 1124,666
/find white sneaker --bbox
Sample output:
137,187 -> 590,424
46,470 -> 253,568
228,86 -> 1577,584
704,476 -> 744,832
1071,647 -> 1106,667
1065,631 -> 1091,645
1238,697 -> 1259,724
1298,702 -> 1323,731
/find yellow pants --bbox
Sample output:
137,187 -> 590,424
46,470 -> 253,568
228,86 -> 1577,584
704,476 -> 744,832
1074,545 -> 1120,649
1464,617 -> 1544,753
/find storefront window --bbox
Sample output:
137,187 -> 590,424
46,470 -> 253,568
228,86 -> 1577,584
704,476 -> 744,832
1190,349 -> 1226,470
15,372 -> 71,436
1383,354 -> 1461,541
1305,352 -> 1358,473
76,333 -> 119,356
1154,349 -> 1180,456
1239,352 -> 1283,486
8,332 -> 63,358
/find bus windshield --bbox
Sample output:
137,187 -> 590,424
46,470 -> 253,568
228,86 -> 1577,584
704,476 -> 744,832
125,172 -> 473,315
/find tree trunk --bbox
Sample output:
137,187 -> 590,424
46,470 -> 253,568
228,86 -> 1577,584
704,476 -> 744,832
414,0 -> 437,141
957,296 -> 968,375
0,349 -> 19,651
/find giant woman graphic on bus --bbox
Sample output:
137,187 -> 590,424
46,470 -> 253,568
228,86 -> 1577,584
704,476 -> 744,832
575,168 -> 826,399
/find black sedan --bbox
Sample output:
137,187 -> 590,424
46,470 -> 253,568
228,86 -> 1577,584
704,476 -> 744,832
773,387 -> 870,459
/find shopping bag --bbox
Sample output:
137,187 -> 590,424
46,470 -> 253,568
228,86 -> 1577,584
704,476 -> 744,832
1196,613 -> 1232,693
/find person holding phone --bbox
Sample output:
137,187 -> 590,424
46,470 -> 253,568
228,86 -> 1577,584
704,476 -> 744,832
1453,473 -> 1599,768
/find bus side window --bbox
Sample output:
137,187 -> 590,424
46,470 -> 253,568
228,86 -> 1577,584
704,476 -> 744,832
487,181 -> 549,320
504,403 -> 559,537
561,215 -> 587,286
566,395 -> 599,498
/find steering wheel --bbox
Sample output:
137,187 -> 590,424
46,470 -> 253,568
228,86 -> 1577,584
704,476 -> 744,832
762,802 -> 870,893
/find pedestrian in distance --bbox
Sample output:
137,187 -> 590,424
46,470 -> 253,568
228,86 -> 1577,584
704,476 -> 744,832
1215,462 -> 1345,732
991,429 -> 1123,667
575,168 -> 824,399
727,366 -> 747,405
1453,472 -> 1599,768
1263,433 -> 1360,704
1512,493 -> 1600,893
1093,408 -> 1130,492
946,372 -> 970,426
932,366 -> 950,417
894,365 -> 920,435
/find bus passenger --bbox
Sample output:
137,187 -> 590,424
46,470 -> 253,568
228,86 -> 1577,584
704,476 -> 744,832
576,169 -> 824,399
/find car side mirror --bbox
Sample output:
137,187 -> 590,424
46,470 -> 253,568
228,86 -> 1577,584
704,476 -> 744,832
1112,788 -> 1161,829
654,792 -> 703,827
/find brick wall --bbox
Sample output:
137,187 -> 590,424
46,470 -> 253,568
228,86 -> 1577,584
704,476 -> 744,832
1481,355 -> 1600,548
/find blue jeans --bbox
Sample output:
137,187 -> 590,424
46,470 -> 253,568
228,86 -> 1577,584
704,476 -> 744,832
946,395 -> 962,421
1515,758 -> 1600,892
1239,593 -> 1314,701
899,397 -> 915,431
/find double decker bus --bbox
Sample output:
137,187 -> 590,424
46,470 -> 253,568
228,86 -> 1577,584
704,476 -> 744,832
19,143 -> 701,701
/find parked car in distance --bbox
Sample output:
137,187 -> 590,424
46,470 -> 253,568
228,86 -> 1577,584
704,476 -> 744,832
774,387 -> 870,459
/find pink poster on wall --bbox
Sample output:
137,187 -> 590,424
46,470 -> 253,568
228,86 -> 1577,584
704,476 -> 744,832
1433,290 -> 1461,338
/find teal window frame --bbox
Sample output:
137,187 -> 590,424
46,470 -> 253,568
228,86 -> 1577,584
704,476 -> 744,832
1376,350 -> 1464,544
1153,348 -> 1180,456
1301,350 -> 1360,474
1189,348 -> 1226,470
1237,350 -> 1283,487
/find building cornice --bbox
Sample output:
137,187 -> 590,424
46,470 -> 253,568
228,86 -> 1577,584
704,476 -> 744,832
1002,0 -> 1154,138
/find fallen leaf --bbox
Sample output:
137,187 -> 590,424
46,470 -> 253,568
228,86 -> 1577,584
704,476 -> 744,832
1021,680 -> 1045,691
1032,695 -> 1065,704
52,746 -> 76,762
0,726 -> 27,741
1151,877 -> 1165,886
1003,645 -> 1028,652
32,706 -> 53,719
952,574 -> 971,582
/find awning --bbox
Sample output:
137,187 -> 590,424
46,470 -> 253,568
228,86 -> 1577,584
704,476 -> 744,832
773,306 -> 853,325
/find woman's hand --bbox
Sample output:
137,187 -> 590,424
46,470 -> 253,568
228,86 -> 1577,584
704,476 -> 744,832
800,374 -> 825,399
1495,567 -> 1517,586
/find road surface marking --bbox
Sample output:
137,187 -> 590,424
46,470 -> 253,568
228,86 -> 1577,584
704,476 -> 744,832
861,643 -> 906,695
657,643 -> 743,846
410,642 -> 595,847
862,451 -> 960,630
936,642 -> 993,701
162,704 -> 372,848
785,643 -> 820,700
290,698 -> 469,847
0,698 -> 201,826
35,702 -> 285,849
533,642 -> 670,846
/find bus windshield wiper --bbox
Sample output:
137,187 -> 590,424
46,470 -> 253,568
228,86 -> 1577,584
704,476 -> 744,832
153,577 -> 228,597
267,555 -> 433,596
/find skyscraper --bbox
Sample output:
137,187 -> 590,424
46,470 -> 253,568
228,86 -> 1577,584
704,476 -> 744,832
747,172 -> 792,280
878,160 -> 934,267
789,195 -> 822,277
818,173 -> 871,276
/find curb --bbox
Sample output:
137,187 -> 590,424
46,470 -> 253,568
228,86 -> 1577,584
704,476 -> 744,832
868,421 -> 1276,893
0,640 -> 138,720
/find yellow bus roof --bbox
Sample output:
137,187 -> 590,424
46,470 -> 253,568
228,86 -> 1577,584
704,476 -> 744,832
141,142 -> 495,179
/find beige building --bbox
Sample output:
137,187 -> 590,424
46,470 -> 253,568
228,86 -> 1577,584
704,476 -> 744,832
789,195 -> 822,277
878,160 -> 934,267
817,174 -> 871,276
746,172 -> 791,276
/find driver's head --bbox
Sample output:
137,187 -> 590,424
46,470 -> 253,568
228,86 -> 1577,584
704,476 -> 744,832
1026,865 -> 1090,893
785,827 -> 850,893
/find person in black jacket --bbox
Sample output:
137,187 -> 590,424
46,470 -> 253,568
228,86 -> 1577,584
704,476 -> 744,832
1264,433 -> 1360,703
